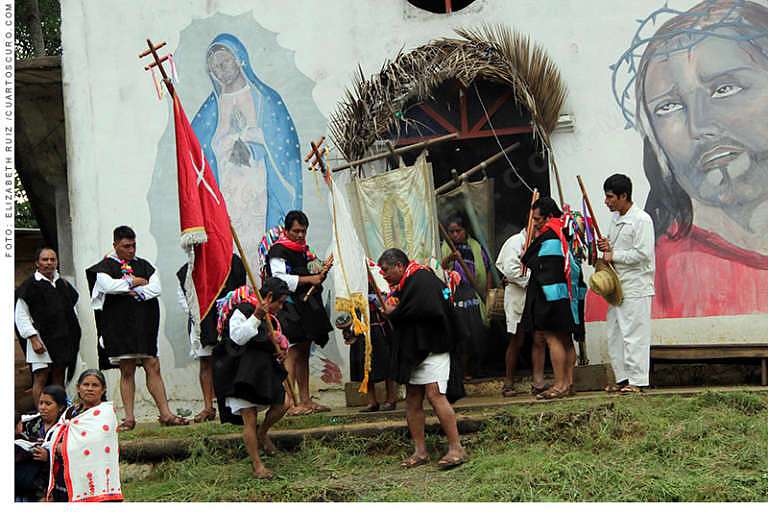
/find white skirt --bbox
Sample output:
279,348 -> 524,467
225,397 -> 267,415
409,352 -> 450,393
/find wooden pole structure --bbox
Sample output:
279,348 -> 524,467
576,175 -> 603,239
439,222 -> 486,299
332,132 -> 459,173
550,154 -> 566,207
301,138 -> 334,302
140,38 -> 298,406
434,142 -> 520,194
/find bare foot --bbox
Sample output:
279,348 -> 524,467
252,465 -> 274,480
258,433 -> 277,456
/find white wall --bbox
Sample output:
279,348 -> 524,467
61,0 -> 768,410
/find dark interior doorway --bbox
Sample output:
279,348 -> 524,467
388,79 -> 553,378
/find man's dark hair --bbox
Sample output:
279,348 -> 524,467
113,225 -> 136,242
378,248 -> 409,268
445,214 -> 466,228
34,246 -> 57,262
284,210 -> 309,230
603,174 -> 633,201
532,197 -> 562,218
260,277 -> 290,300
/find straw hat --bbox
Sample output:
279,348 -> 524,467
589,260 -> 623,306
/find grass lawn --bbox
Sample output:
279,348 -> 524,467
122,391 -> 768,502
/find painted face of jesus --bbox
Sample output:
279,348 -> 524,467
643,27 -> 768,209
209,46 -> 242,87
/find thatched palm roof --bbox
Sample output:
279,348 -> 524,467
329,25 -> 567,162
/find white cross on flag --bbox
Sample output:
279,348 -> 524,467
173,94 -> 233,326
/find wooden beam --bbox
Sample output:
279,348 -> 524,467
332,132 -> 458,172
434,142 -> 520,195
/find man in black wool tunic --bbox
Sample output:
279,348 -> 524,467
378,248 -> 467,470
85,225 -> 188,431
15,247 -> 81,407
212,277 -> 291,480
266,210 -> 333,415
177,253 -> 246,423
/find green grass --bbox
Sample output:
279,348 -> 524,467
122,391 -> 768,502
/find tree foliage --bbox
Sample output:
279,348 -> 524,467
15,0 -> 61,60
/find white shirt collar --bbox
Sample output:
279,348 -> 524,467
34,270 -> 60,284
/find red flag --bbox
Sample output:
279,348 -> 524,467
173,94 -> 233,325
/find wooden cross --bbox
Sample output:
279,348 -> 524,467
138,39 -> 175,98
304,136 -> 328,174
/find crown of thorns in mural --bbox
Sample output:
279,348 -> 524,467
610,0 -> 768,129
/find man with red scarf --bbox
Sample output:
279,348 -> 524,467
521,197 -> 581,400
266,210 -> 333,415
378,248 -> 467,470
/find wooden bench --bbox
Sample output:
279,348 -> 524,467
650,344 -> 768,386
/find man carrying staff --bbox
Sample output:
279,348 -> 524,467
266,210 -> 333,415
86,226 -> 188,431
598,174 -> 655,394
212,278 -> 291,480
378,248 -> 467,470
177,253 -> 246,423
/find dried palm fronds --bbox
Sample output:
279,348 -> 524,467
329,24 -> 567,162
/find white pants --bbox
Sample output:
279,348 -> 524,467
409,352 -> 450,394
606,296 -> 652,387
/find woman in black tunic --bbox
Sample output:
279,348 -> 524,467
15,247 -> 81,407
212,278 -> 291,480
521,198 -> 578,400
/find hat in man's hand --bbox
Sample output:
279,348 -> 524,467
589,260 -> 623,306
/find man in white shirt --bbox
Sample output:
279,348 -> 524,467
597,174 -> 656,393
85,226 -> 188,431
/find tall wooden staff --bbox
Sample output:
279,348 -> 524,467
520,188 -> 540,274
576,175 -> 603,240
140,38 -> 298,406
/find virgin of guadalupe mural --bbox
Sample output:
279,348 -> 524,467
191,33 -> 303,272
593,0 -> 768,320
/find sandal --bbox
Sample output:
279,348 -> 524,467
286,405 -> 313,416
531,383 -> 551,395
193,408 -> 216,423
619,384 -> 643,394
536,387 -> 569,400
380,402 -> 396,411
501,384 -> 518,398
309,402 -> 331,413
158,414 -> 190,427
359,404 -> 380,413
437,453 -> 468,470
400,454 -> 430,469
117,418 -> 136,432
605,381 -> 628,393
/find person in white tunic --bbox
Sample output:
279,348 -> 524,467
597,174 -> 656,393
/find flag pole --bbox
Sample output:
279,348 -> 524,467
140,38 -> 298,407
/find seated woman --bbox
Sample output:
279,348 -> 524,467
15,385 -> 68,502
212,278 -> 291,480
440,216 -> 492,380
45,369 -> 122,502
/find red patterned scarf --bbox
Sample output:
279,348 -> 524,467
274,234 -> 317,261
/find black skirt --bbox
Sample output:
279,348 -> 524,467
452,283 -> 488,376
212,341 -> 287,425
350,321 -> 393,383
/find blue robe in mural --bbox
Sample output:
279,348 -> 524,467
191,33 -> 302,233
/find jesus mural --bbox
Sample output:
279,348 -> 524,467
594,0 -> 768,320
